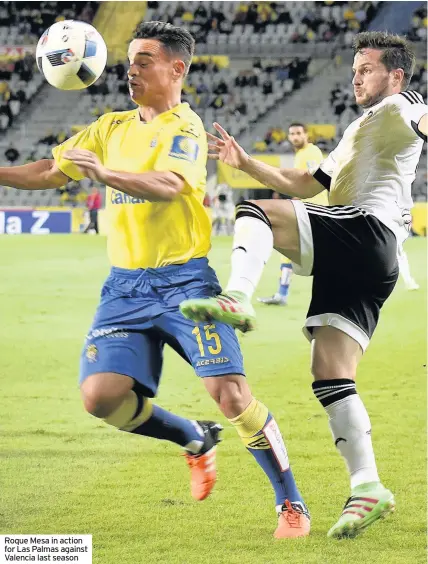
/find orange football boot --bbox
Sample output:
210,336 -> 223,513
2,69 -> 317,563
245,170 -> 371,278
274,500 -> 311,539
184,421 -> 222,501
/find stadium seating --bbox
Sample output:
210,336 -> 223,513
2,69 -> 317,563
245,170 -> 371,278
69,54 -> 312,138
0,1 -> 425,206
408,3 -> 427,43
0,1 -> 98,45
146,1 -> 380,47
0,2 -> 98,136
248,58 -> 427,201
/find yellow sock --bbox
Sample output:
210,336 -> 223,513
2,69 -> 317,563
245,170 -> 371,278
228,398 -> 270,449
103,390 -> 153,432
229,398 -> 300,507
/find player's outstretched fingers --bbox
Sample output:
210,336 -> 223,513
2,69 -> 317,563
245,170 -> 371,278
208,143 -> 221,153
207,132 -> 225,145
213,122 -> 231,140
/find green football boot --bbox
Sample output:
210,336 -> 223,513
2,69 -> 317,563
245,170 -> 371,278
327,482 -> 395,539
180,291 -> 256,332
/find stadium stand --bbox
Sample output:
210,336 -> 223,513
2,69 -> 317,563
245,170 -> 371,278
408,3 -> 427,43
0,1 -> 425,207
0,2 -> 98,135
146,1 -> 380,47
72,54 -> 313,138
0,1 -> 98,44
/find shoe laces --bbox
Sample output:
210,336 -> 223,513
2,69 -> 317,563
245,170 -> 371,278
280,500 -> 303,528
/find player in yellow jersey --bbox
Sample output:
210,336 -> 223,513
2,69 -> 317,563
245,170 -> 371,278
258,123 -> 327,305
0,22 -> 310,538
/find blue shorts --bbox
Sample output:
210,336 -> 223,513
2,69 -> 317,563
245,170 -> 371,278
80,258 -> 245,397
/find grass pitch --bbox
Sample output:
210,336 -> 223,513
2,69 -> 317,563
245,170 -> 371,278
1,235 -> 426,564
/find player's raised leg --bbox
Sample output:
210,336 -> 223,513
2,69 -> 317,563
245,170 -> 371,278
180,199 -> 300,331
80,329 -> 222,501
311,327 -> 395,539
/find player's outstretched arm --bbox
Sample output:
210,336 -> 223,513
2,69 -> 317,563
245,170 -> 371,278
208,122 -> 323,199
64,149 -> 185,202
0,159 -> 68,190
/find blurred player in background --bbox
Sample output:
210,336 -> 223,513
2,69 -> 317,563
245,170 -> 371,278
0,22 -> 310,538
211,182 -> 235,235
258,123 -> 327,305
181,31 -> 427,539
83,185 -> 102,234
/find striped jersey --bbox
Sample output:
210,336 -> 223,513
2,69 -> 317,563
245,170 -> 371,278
313,90 -> 427,244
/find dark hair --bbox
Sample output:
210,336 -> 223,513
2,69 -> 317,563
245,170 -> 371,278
353,31 -> 415,89
288,122 -> 307,132
133,21 -> 195,75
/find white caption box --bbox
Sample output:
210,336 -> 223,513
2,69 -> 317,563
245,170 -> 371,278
0,535 -> 92,563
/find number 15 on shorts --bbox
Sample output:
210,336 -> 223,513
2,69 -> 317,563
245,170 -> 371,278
192,324 -> 222,356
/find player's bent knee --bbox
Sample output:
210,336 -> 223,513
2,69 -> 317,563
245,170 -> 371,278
203,374 -> 252,417
246,199 -> 295,229
310,359 -> 356,381
310,327 -> 361,381
80,372 -> 134,418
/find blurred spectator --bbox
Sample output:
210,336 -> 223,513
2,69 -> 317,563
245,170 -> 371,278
57,180 -> 88,207
145,1 -> 380,45
4,144 -> 19,164
262,77 -> 273,95
84,186 -> 102,234
39,130 -> 57,145
408,4 -> 427,42
0,2 -> 99,134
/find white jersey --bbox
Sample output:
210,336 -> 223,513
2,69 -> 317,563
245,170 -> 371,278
314,90 -> 427,245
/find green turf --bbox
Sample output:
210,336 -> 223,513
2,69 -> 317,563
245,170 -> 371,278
1,235 -> 426,564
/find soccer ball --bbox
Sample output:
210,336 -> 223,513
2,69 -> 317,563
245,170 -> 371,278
36,20 -> 107,90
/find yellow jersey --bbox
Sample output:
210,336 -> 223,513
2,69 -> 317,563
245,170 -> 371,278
294,143 -> 329,205
52,103 -> 210,269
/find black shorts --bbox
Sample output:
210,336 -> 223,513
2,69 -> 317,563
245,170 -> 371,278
291,201 -> 399,351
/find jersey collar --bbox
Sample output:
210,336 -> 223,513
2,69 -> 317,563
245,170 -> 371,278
136,103 -> 190,124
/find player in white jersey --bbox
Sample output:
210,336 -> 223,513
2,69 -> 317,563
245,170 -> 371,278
212,183 -> 235,235
180,32 -> 427,539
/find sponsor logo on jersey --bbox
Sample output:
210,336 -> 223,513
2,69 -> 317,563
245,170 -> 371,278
169,135 -> 199,162
110,189 -> 145,205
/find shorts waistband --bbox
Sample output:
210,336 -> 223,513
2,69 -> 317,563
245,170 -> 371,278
110,257 -> 209,279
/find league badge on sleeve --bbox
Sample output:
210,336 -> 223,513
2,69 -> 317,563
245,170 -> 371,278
169,135 -> 199,163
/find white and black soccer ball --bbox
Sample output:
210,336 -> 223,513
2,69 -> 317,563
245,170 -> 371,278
36,20 -> 107,90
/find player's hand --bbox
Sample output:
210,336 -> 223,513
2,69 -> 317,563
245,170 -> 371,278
207,122 -> 249,169
63,149 -> 108,183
